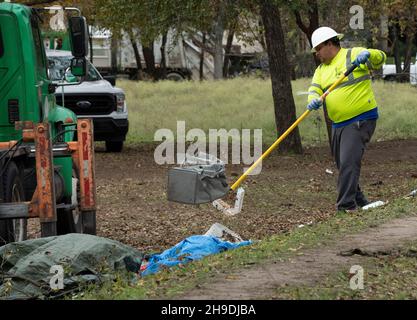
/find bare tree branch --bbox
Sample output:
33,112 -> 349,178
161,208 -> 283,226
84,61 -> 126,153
293,10 -> 309,35
23,0 -> 58,6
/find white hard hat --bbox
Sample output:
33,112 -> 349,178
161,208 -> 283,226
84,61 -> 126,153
311,27 -> 344,52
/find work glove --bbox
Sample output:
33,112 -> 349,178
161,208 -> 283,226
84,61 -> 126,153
307,98 -> 323,111
352,50 -> 370,66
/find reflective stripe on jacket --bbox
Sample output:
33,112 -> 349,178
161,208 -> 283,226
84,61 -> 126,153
308,47 -> 386,123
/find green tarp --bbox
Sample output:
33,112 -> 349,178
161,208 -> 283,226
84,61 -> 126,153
0,234 -> 143,300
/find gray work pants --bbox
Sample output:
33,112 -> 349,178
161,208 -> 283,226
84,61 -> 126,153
331,119 -> 376,211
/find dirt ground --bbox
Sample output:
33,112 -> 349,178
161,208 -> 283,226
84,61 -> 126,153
93,139 -> 417,253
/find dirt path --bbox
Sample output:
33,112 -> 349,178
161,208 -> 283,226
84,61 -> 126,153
180,215 -> 417,300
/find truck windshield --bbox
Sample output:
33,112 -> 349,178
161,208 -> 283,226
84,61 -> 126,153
32,15 -> 48,76
47,54 -> 102,81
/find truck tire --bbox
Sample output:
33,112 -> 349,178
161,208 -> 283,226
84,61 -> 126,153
166,72 -> 185,81
105,141 -> 123,152
57,169 -> 95,235
0,161 -> 27,245
57,207 -> 82,235
57,168 -> 80,235
82,210 -> 96,235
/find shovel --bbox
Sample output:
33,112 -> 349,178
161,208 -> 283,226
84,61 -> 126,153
213,64 -> 358,215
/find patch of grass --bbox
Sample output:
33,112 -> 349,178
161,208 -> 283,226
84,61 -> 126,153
122,78 -> 277,145
119,78 -> 417,146
276,240 -> 417,300
77,197 -> 416,300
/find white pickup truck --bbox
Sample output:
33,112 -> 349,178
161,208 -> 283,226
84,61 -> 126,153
382,57 -> 417,85
47,50 -> 129,152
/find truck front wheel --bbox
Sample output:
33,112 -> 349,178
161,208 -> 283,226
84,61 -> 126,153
57,169 -> 96,235
105,141 -> 124,152
0,161 -> 27,245
82,210 -> 96,235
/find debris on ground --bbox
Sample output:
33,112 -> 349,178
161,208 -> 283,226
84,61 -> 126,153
405,189 -> 417,199
141,235 -> 252,276
370,180 -> 384,186
339,248 -> 393,257
204,223 -> 244,243
362,201 -> 385,210
298,221 -> 313,228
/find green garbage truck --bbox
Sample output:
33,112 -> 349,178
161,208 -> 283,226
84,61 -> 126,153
0,2 -> 97,245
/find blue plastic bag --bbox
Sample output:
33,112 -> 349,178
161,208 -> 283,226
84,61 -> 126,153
142,235 -> 252,276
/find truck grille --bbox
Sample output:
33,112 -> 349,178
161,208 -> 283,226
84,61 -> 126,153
55,93 -> 116,115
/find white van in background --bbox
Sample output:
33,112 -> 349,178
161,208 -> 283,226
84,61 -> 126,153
382,56 -> 417,85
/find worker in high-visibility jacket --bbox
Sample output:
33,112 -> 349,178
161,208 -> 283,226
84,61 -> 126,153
306,26 -> 386,212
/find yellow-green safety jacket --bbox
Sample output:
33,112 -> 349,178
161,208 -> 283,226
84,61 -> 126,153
308,47 -> 386,124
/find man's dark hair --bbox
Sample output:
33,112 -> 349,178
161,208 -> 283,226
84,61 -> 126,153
325,36 -> 341,48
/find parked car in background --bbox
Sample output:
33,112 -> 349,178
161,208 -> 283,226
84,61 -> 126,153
47,50 -> 129,152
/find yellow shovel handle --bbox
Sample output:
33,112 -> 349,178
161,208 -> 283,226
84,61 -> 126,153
230,65 -> 357,191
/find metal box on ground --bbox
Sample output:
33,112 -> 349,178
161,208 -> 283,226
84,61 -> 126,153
167,164 -> 229,205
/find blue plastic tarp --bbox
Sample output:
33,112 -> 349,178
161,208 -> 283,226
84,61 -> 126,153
141,235 -> 252,276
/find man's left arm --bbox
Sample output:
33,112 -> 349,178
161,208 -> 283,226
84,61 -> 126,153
367,48 -> 387,70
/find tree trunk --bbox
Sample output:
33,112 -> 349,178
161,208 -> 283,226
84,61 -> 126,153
258,18 -> 267,51
143,43 -> 156,80
260,0 -> 303,154
223,26 -> 236,78
129,32 -> 143,80
213,1 -> 225,80
401,27 -> 414,82
160,32 -> 168,80
200,33 -> 206,81
111,34 -> 119,76
392,24 -> 402,76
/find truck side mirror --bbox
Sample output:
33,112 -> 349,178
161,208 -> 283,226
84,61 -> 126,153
69,16 -> 88,58
70,57 -> 86,77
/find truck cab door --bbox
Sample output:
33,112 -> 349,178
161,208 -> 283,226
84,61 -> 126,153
30,12 -> 55,122
0,12 -> 26,141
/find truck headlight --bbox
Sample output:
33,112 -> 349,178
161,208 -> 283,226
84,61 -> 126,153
116,92 -> 126,113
